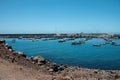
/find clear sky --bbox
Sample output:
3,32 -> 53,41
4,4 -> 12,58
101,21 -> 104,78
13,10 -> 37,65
0,0 -> 120,34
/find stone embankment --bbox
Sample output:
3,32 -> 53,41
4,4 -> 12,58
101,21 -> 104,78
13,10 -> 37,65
0,39 -> 120,80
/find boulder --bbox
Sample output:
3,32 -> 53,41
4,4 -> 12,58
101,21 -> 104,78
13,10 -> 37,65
8,49 -> 13,52
51,65 -> 59,72
17,52 -> 26,57
0,40 -> 5,44
49,69 -> 54,72
5,44 -> 12,49
47,63 -> 65,72
32,56 -> 47,64
50,63 -> 64,72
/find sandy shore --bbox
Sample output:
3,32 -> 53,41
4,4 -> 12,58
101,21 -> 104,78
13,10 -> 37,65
0,40 -> 120,80
0,58 -> 53,80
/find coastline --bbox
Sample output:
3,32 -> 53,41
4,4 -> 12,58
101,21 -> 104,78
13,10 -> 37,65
0,39 -> 120,80
0,33 -> 120,39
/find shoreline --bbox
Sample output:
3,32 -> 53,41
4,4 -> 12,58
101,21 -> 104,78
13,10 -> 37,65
0,33 -> 120,39
0,39 -> 120,80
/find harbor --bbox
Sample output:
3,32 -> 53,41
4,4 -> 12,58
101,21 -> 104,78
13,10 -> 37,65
1,39 -> 120,80
1,35 -> 120,70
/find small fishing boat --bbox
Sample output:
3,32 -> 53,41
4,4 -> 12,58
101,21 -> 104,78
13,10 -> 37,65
72,40 -> 85,45
111,42 -> 120,46
103,38 -> 112,42
93,44 -> 101,46
58,39 -> 66,42
72,42 -> 80,45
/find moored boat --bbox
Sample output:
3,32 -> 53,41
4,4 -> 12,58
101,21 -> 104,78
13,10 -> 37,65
93,44 -> 101,46
58,39 -> 66,42
72,40 -> 85,45
111,42 -> 120,46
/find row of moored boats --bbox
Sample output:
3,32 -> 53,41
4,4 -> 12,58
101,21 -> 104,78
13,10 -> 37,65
10,37 -> 120,46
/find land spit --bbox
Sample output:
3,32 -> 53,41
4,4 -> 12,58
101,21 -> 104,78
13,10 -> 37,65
0,39 -> 120,80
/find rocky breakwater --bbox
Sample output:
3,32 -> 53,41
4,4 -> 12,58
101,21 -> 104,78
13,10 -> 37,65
0,39 -> 120,80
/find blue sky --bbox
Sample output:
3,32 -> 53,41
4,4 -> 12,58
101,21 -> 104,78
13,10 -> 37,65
0,0 -> 120,34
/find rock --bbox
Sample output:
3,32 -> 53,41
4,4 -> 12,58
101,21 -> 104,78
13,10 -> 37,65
31,61 -> 36,64
8,46 -> 12,49
110,71 -> 116,74
17,52 -> 26,57
0,40 -> 5,44
5,44 -> 12,49
32,56 -> 38,61
26,57 -> 31,61
93,70 -> 98,74
50,64 -> 60,72
49,69 -> 53,72
32,56 -> 47,64
115,74 -> 120,79
48,63 -> 65,72
9,49 -> 13,52
58,66 -> 64,71
52,65 -> 59,72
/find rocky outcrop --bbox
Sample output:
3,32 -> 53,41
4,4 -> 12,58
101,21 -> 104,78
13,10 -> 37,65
31,56 -> 47,65
4,44 -> 14,52
48,63 -> 65,72
0,40 -> 5,44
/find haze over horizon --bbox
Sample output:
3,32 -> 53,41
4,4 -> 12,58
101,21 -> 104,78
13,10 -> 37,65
0,0 -> 120,34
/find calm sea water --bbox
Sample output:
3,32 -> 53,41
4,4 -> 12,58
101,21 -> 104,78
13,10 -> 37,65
4,38 -> 120,70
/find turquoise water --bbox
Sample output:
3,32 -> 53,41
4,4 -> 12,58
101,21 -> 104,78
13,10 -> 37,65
4,38 -> 120,70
